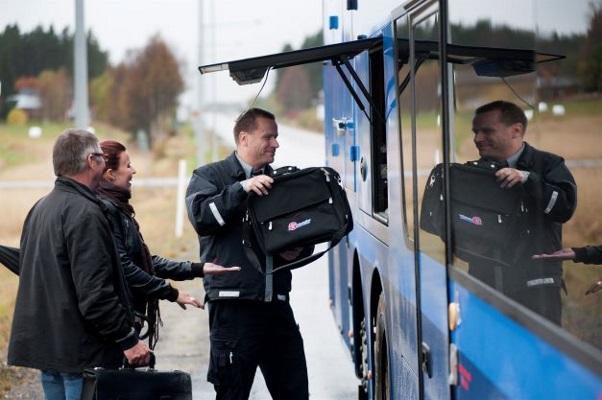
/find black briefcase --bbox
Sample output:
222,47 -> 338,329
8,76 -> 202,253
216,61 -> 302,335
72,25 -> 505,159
420,161 -> 526,251
81,363 -> 192,400
243,166 -> 353,274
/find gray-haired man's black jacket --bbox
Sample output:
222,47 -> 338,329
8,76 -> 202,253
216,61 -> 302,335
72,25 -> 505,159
8,177 -> 138,374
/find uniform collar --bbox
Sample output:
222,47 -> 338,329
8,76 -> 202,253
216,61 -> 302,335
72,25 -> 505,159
506,143 -> 526,168
231,151 -> 269,179
234,152 -> 256,179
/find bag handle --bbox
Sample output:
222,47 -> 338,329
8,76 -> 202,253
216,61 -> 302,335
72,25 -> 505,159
270,241 -> 338,273
123,352 -> 156,370
243,235 -> 345,275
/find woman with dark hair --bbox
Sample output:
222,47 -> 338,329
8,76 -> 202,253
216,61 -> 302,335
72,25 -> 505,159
98,140 -> 240,348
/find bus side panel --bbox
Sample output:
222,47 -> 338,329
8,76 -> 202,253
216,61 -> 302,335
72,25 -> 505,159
353,222 -> 414,399
450,280 -> 602,398
327,238 -> 352,349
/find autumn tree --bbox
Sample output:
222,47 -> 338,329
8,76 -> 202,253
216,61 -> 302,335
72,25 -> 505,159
275,66 -> 313,114
299,30 -> 323,101
37,68 -> 71,120
580,0 -> 602,92
273,30 -> 323,115
110,64 -> 133,129
89,70 -> 113,122
96,36 -> 184,147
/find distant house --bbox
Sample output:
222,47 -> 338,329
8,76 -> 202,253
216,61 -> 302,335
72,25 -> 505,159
7,88 -> 41,119
537,66 -> 582,100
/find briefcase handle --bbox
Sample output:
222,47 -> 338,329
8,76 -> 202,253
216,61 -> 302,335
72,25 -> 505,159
123,352 -> 156,370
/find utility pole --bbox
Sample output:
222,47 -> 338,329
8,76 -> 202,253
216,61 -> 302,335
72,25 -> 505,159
195,0 -> 206,165
74,0 -> 89,130
210,1 -> 219,162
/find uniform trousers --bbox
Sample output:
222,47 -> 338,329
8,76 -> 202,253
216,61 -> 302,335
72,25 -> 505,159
207,299 -> 309,400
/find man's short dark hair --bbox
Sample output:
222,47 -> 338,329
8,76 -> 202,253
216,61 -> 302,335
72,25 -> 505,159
475,100 -> 528,133
233,108 -> 276,144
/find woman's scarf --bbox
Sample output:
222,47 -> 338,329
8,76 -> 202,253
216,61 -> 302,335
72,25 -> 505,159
97,180 -> 162,349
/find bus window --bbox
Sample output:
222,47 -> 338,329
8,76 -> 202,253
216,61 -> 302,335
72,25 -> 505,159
412,15 -> 445,265
370,48 -> 388,220
445,0 -> 602,350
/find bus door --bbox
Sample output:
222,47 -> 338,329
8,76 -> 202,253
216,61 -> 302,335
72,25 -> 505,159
396,1 -> 451,398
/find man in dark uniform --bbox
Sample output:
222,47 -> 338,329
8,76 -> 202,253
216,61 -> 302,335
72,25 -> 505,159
186,108 -> 310,399
468,100 -> 577,325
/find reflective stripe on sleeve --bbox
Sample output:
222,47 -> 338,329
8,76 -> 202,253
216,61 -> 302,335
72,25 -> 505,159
544,191 -> 558,214
209,202 -> 225,226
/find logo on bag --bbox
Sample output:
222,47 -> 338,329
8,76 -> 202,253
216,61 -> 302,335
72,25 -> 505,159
459,214 -> 482,226
288,218 -> 312,231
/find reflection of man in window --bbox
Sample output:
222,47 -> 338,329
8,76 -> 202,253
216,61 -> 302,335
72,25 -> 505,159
468,100 -> 577,325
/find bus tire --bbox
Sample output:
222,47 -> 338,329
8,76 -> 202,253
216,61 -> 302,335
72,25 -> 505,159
374,293 -> 390,400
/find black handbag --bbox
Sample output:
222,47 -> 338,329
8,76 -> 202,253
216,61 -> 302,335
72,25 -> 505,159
81,357 -> 192,400
242,166 -> 353,275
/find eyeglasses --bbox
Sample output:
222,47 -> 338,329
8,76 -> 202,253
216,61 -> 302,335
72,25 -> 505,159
89,152 -> 105,162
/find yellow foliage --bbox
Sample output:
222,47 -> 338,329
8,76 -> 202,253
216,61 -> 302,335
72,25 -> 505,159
6,108 -> 27,125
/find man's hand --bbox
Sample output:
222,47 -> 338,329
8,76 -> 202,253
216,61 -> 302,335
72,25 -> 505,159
495,167 -> 527,189
279,247 -> 303,261
123,340 -> 153,366
176,290 -> 203,310
203,262 -> 242,275
244,175 -> 274,196
585,278 -> 602,295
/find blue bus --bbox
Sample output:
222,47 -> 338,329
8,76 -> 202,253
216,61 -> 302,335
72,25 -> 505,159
199,0 -> 602,398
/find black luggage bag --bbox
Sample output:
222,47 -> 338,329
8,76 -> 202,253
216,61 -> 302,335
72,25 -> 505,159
243,166 -> 353,274
81,356 -> 192,400
420,161 -> 526,255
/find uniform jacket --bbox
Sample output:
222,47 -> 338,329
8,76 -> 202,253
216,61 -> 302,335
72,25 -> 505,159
470,142 -> 577,292
100,197 -> 203,311
186,152 -> 301,302
8,177 -> 137,373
